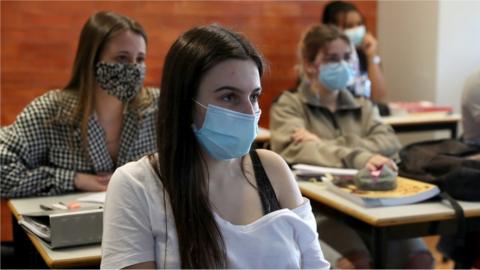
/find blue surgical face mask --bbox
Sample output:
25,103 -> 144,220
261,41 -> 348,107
344,25 -> 366,47
193,100 -> 261,160
318,61 -> 355,91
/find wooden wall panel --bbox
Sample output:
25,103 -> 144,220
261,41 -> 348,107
1,0 -> 377,127
1,0 -> 376,241
1,200 -> 12,241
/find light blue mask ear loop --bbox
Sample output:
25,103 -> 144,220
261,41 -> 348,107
193,99 -> 208,109
192,100 -> 206,131
193,99 -> 261,125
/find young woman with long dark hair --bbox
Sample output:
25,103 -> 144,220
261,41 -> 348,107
101,24 -> 330,269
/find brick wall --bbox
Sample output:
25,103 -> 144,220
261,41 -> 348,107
1,1 -> 377,241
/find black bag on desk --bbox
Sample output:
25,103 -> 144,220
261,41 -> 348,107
398,139 -> 480,267
398,139 -> 480,201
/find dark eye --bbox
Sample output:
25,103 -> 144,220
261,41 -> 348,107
115,55 -> 130,63
250,92 -> 261,103
221,93 -> 237,103
136,56 -> 145,64
327,56 -> 338,63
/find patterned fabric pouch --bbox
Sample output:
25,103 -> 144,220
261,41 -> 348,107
355,165 -> 397,191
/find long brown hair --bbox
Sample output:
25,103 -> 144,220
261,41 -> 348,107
156,24 -> 264,268
300,24 -> 350,63
63,11 -> 149,147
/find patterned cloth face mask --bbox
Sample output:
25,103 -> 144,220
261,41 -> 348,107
95,62 -> 146,103
192,100 -> 261,160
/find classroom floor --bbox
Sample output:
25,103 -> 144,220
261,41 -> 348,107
424,236 -> 454,269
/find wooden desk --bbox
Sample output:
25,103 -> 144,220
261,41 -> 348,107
253,127 -> 272,149
298,181 -> 480,268
256,127 -> 271,143
382,113 -> 461,138
1,200 -> 13,242
253,113 -> 461,145
8,193 -> 101,268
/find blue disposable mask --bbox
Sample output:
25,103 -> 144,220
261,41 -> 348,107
344,25 -> 366,46
318,61 -> 355,91
193,100 -> 261,160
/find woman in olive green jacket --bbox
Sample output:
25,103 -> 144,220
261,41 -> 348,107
270,81 -> 400,169
270,24 -> 433,269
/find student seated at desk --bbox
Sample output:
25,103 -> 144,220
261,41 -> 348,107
0,11 -> 159,198
101,24 -> 330,269
270,24 -> 433,269
322,0 -> 387,104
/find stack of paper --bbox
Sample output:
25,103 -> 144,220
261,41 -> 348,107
292,164 -> 358,177
76,192 -> 106,204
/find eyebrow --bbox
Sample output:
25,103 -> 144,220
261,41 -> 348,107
326,50 -> 351,58
116,50 -> 145,56
213,86 -> 262,93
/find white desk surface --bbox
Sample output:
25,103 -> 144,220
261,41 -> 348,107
256,126 -> 271,142
8,193 -> 102,268
298,181 -> 480,227
381,113 -> 461,126
254,113 -> 461,143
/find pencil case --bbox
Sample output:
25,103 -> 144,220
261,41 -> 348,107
355,166 -> 397,191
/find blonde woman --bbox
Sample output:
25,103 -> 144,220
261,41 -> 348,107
270,24 -> 433,269
0,11 -> 159,198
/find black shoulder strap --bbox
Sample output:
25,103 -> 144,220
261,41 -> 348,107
440,192 -> 466,252
249,150 -> 281,214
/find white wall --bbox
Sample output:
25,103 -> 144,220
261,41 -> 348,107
378,0 -> 480,143
378,1 -> 439,102
378,0 -> 480,113
436,0 -> 480,113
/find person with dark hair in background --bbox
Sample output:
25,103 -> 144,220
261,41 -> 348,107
323,0 -> 387,106
101,24 -> 330,269
0,11 -> 159,198
270,24 -> 434,269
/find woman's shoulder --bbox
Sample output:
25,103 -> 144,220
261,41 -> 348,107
254,149 -> 287,167
109,155 -> 163,195
274,89 -> 303,106
13,89 -> 77,125
112,155 -> 158,185
23,89 -> 73,109
253,149 -> 293,183
253,149 -> 303,209
270,89 -> 305,119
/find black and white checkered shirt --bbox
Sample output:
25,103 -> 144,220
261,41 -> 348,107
0,88 -> 159,198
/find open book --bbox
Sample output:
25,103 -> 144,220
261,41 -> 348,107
324,175 -> 440,207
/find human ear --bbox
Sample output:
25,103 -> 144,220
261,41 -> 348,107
302,60 -> 318,81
